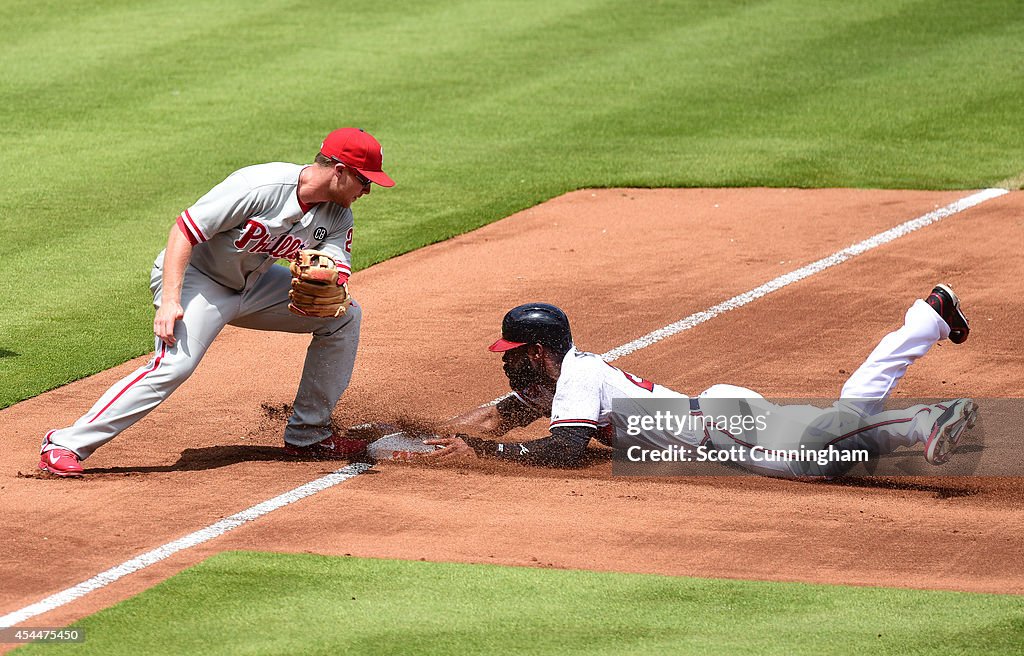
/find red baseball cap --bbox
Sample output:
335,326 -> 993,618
319,128 -> 395,188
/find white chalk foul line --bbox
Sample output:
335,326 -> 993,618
1,187 -> 1007,628
601,188 -> 1008,361
0,463 -> 371,628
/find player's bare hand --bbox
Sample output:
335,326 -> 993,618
418,436 -> 479,462
154,301 -> 184,347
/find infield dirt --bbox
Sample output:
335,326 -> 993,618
2,188 -> 1022,636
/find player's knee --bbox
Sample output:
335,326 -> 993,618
150,355 -> 201,387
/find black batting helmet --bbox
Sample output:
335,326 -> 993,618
489,303 -> 573,354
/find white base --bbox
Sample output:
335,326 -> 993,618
366,430 -> 442,461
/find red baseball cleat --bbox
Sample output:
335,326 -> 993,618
39,448 -> 84,477
283,433 -> 370,460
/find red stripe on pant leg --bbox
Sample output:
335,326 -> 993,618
713,408 -> 930,457
87,343 -> 167,425
823,408 -> 932,447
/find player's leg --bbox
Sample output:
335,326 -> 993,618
695,393 -> 879,479
779,403 -> 938,477
231,264 -> 361,450
782,397 -> 978,475
694,289 -> 972,479
838,293 -> 952,415
284,303 -> 360,447
42,266 -> 233,467
699,379 -> 950,479
794,286 -> 974,473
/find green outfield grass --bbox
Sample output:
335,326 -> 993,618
2,0 -> 1023,406
13,552 -> 1024,655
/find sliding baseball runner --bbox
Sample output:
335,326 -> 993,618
418,286 -> 977,477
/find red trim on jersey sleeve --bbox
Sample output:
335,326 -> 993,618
185,210 -> 208,242
176,210 -> 208,245
175,214 -> 199,246
325,257 -> 350,285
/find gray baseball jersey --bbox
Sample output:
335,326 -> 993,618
170,162 -> 354,289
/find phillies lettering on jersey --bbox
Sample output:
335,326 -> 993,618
233,220 -> 308,259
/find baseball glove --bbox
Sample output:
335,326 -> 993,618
288,250 -> 351,318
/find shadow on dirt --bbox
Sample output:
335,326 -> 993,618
80,444 -> 368,475
821,476 -> 979,498
60,443 -> 978,501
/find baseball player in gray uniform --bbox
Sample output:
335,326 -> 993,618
39,128 -> 394,477
422,285 -> 978,478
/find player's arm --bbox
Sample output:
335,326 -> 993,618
310,213 -> 353,284
480,424 -> 594,467
445,395 -> 544,437
158,169 -> 261,348
155,169 -> 270,347
423,425 -> 594,468
154,226 -> 194,347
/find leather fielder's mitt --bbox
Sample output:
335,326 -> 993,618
288,250 -> 351,318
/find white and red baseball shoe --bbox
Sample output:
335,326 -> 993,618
39,447 -> 84,477
924,399 -> 979,465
